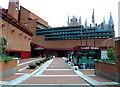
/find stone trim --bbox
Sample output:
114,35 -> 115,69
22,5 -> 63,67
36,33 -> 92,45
95,69 -> 116,81
0,67 -> 16,79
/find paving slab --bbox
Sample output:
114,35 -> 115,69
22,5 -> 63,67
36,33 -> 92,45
21,76 -> 89,84
18,64 -> 28,70
42,70 -> 76,75
49,59 -> 68,67
80,69 -> 95,75
49,63 -> 69,67
19,58 -> 36,64
47,67 -> 71,69
19,69 -> 37,74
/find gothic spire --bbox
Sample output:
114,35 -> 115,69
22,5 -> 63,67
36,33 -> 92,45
108,12 -> 114,29
108,12 -> 114,25
85,19 -> 87,27
67,15 -> 69,26
103,18 -> 108,29
79,16 -> 82,25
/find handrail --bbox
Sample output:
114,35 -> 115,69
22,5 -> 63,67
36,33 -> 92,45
45,33 -> 113,39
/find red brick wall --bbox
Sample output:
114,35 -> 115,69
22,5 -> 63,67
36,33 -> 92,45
115,40 -> 120,73
21,51 -> 31,59
32,38 -> 115,49
1,19 -> 32,51
95,62 -> 117,77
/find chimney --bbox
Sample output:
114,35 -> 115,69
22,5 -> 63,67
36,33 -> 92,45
90,24 -> 92,27
8,0 -> 19,21
95,23 -> 97,27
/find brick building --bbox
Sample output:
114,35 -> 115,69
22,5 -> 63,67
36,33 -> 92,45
0,1 -> 33,58
0,0 -> 115,59
0,0 -> 50,58
34,15 -> 115,58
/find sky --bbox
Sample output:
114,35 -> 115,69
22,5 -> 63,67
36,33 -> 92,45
0,0 -> 119,36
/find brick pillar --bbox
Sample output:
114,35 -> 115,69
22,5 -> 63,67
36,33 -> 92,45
115,39 -> 120,82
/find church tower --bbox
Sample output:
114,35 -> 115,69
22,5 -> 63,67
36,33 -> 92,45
69,16 -> 78,26
8,0 -> 19,20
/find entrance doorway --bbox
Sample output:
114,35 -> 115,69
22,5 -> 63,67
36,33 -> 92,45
73,46 -> 101,69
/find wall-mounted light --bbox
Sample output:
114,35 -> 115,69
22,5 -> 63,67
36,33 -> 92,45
11,28 -> 15,33
1,23 -> 5,29
24,36 -> 27,38
24,24 -> 27,26
2,24 -> 5,27
19,32 -> 22,36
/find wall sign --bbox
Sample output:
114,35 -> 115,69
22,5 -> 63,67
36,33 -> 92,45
80,47 -> 99,50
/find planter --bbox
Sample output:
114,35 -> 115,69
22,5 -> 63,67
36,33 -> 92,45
0,60 -> 17,79
95,61 -> 117,81
28,63 -> 37,69
116,58 -> 120,73
46,58 -> 50,60
0,60 -> 17,71
40,60 -> 44,63
35,61 -> 41,66
65,60 -> 69,63
43,59 -> 46,62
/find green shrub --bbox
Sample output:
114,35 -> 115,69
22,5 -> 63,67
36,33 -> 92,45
0,37 -> 7,56
107,47 -> 115,60
0,36 -> 16,63
0,56 -> 15,63
95,59 -> 116,64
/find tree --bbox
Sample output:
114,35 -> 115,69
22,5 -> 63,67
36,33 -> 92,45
107,47 -> 115,60
0,36 -> 7,56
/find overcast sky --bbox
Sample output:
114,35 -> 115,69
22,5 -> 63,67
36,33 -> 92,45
0,0 -> 119,36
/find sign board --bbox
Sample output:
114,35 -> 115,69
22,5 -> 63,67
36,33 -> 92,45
80,47 -> 100,50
